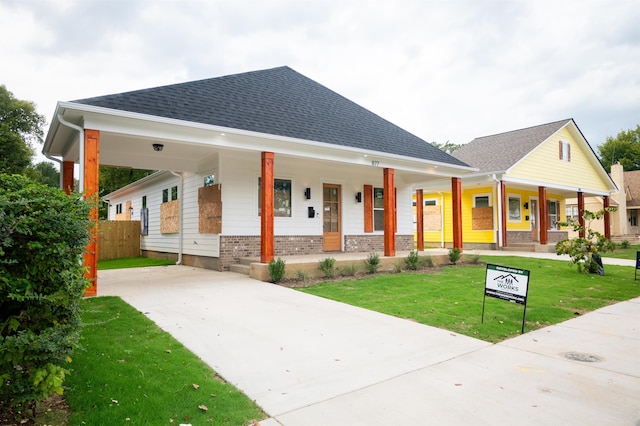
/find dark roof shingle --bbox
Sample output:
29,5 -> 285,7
74,66 -> 467,167
452,119 -> 572,172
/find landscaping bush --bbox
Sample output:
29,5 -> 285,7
620,240 -> 630,249
0,174 -> 91,418
268,257 -> 286,283
318,257 -> 336,278
404,250 -> 420,270
448,247 -> 462,264
364,252 -> 380,274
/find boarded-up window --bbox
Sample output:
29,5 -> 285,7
472,207 -> 493,230
423,205 -> 442,231
160,200 -> 179,234
199,184 -> 222,234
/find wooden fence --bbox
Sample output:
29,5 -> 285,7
98,220 -> 141,260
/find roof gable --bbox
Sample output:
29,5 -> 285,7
73,66 -> 467,167
452,119 -> 569,173
623,170 -> 640,206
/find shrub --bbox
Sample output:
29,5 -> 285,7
0,174 -> 91,417
466,254 -> 481,264
318,257 -> 336,278
364,252 -> 380,274
620,240 -> 630,249
556,208 -> 616,274
448,248 -> 462,264
393,261 -> 403,273
404,250 -> 420,270
294,269 -> 308,282
340,264 -> 358,277
268,257 -> 286,283
420,255 -> 434,268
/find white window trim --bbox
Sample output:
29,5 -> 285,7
473,193 -> 492,208
507,194 -> 521,222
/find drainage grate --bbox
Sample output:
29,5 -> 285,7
562,351 -> 602,363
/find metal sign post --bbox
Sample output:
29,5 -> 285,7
482,264 -> 530,334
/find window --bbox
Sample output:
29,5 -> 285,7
171,185 -> 178,201
142,195 -> 147,209
204,175 -> 215,187
548,200 -> 560,229
566,205 -> 579,221
629,209 -> 638,227
508,196 -> 521,221
258,177 -> 292,217
424,199 -> 436,206
559,141 -> 571,162
115,203 -> 123,214
374,187 -> 384,231
162,189 -> 169,203
474,195 -> 490,208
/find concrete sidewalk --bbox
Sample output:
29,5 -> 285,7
99,263 -> 640,425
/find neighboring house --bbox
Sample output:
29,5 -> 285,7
566,162 -> 640,241
413,119 -> 617,250
42,66 -> 475,292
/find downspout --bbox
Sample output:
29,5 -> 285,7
170,171 -> 184,265
56,114 -> 85,193
492,174 -> 503,248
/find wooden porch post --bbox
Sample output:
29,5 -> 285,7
577,191 -> 585,238
538,186 -> 548,245
603,196 -> 611,239
62,161 -> 74,195
452,177 -> 463,251
416,189 -> 424,251
83,130 -> 99,297
500,180 -> 507,247
383,168 -> 395,257
261,152 -> 275,263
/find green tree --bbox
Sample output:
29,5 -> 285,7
597,125 -> 640,173
29,161 -> 60,188
432,141 -> 462,154
0,85 -> 46,175
555,208 -> 616,274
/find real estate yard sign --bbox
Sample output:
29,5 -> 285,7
482,264 -> 530,333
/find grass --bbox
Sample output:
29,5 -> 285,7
602,244 -> 640,260
299,256 -> 640,343
65,296 -> 265,425
98,257 -> 175,270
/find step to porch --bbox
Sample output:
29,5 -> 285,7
229,257 -> 259,275
501,243 -> 536,252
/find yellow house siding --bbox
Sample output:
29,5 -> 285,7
463,186 -> 495,243
505,188 -> 532,230
509,128 -> 610,192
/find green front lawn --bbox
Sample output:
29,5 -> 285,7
65,297 -> 266,425
603,244 -> 640,260
300,256 -> 640,343
98,257 -> 176,270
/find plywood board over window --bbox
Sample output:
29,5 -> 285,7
423,205 -> 442,231
198,184 -> 222,234
160,200 -> 180,234
472,206 -> 493,230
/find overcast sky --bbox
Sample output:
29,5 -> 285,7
2,0 -> 639,165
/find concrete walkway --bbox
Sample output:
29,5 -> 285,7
99,256 -> 640,425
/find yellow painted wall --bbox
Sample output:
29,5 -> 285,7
509,128 -> 610,192
414,188 -> 567,244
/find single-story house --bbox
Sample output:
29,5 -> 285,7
413,119 -> 617,250
42,66 -> 476,294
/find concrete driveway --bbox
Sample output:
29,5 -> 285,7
99,265 -> 640,425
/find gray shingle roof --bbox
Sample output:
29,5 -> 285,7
452,119 -> 572,172
73,66 -> 467,167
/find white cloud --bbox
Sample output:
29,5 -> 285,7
1,0 -> 638,165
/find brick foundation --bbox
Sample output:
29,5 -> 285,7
344,234 -> 413,253
507,231 -> 568,244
